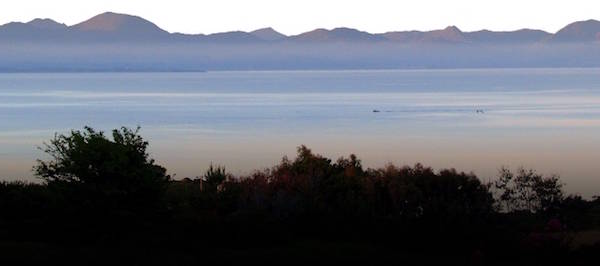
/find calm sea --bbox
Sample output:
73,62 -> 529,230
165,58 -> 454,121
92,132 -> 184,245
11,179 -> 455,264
1,69 -> 600,196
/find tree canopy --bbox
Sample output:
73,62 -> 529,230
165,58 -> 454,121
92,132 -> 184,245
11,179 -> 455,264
34,126 -> 170,208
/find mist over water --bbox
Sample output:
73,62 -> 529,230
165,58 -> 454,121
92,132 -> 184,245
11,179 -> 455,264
1,69 -> 600,196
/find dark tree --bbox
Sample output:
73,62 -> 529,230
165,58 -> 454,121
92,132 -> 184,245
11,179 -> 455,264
494,167 -> 564,213
202,164 -> 229,194
34,126 -> 170,209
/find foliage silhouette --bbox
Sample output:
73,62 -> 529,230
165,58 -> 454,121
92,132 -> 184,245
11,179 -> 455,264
494,167 -> 564,213
0,126 -> 599,265
34,126 -> 170,210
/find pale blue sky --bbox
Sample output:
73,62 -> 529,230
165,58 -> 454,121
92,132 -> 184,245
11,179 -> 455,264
1,0 -> 599,35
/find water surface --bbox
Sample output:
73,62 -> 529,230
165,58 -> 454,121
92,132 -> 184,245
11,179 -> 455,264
1,69 -> 599,196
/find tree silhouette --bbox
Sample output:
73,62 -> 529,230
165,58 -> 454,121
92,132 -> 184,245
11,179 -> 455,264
202,164 -> 228,193
34,126 -> 170,209
494,167 -> 564,213
0,129 -> 595,265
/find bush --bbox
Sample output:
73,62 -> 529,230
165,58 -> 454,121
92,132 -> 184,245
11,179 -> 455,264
494,167 -> 564,213
34,126 -> 170,210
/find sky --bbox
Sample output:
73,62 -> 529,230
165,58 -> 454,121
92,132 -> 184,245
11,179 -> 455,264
0,0 -> 599,35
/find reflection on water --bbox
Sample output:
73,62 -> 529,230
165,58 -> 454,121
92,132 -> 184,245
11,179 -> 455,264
1,69 -> 600,196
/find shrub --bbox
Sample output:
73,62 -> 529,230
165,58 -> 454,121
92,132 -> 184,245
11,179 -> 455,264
34,126 -> 170,210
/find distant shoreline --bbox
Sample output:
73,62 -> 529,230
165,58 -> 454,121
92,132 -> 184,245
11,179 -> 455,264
2,66 -> 600,74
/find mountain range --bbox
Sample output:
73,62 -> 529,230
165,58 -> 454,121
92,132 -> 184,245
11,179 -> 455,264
2,12 -> 599,43
1,12 -> 600,71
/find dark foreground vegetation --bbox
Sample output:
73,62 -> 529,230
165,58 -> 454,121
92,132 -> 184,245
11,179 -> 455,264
1,127 -> 599,265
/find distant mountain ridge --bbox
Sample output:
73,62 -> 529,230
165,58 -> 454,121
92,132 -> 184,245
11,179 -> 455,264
251,27 -> 286,41
1,12 -> 599,44
72,12 -> 168,36
465,29 -> 551,43
551,19 -> 600,42
1,12 -> 600,71
291,27 -> 386,42
27,18 -> 67,30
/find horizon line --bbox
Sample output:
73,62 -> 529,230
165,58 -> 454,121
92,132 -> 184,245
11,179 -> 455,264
2,11 -> 599,36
